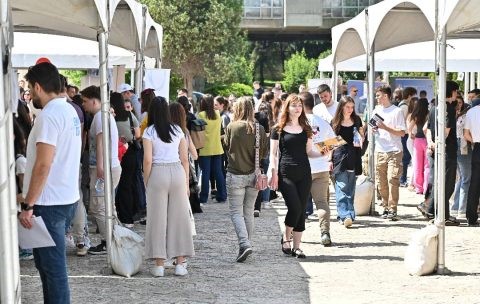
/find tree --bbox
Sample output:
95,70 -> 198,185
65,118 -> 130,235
141,0 -> 247,94
283,50 -> 318,93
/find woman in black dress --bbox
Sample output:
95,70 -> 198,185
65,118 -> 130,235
269,94 -> 327,258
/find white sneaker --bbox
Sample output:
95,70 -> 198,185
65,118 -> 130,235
150,266 -> 164,277
175,264 -> 188,276
262,201 -> 273,209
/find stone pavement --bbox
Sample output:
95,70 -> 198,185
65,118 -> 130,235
20,186 -> 480,304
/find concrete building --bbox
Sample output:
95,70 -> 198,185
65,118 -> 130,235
242,0 -> 383,40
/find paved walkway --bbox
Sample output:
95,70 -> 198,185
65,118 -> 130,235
20,185 -> 480,304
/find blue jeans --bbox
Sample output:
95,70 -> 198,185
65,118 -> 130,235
199,155 -> 227,203
453,140 -> 471,213
334,171 -> 356,221
33,202 -> 78,304
226,172 -> 258,249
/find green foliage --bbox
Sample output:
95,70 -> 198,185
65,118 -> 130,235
169,73 -> 184,101
141,0 -> 248,91
204,83 -> 252,97
283,50 -> 318,93
60,70 -> 86,87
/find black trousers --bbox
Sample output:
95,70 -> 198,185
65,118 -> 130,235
115,145 -> 143,224
279,172 -> 312,232
428,155 -> 456,219
466,143 -> 480,224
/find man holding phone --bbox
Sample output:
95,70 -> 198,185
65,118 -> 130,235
372,86 -> 406,221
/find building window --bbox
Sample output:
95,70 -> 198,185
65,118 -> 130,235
322,0 -> 383,19
243,0 -> 284,19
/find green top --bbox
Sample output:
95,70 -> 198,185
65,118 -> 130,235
224,121 -> 268,175
198,110 -> 224,156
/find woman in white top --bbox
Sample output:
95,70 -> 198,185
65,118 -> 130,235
143,96 -> 194,277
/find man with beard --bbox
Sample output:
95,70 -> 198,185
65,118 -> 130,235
19,62 -> 82,303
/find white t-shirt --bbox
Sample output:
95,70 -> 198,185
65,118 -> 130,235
312,101 -> 338,123
23,97 -> 82,206
143,125 -> 184,163
307,113 -> 335,173
372,104 -> 406,153
464,105 -> 480,142
15,155 -> 27,175
89,111 -> 121,168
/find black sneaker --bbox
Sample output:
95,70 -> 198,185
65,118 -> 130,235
445,217 -> 460,226
381,210 -> 389,219
88,241 -> 106,255
321,232 -> 332,247
467,222 -> 479,227
254,210 -> 260,217
387,211 -> 398,221
236,247 -> 252,263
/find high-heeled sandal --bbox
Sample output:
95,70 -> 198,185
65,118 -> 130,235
292,248 -> 306,259
281,237 -> 292,255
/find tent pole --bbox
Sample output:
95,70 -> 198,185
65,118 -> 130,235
332,64 -> 338,102
470,72 -> 475,90
366,8 -> 376,215
134,5 -> 147,95
98,23 -> 114,274
464,72 -> 470,99
0,0 -> 21,301
436,16 -> 447,275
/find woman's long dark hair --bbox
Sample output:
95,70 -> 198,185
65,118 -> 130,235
110,92 -> 129,121
331,96 -> 359,135
199,94 -> 217,120
16,100 -> 32,137
169,102 -> 187,134
13,117 -> 27,156
147,96 -> 175,143
410,98 -> 429,127
141,88 -> 155,114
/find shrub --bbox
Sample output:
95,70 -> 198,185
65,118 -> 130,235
204,83 -> 252,97
283,50 -> 318,93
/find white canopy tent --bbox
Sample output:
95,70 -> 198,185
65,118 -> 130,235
329,0 -> 480,275
0,1 -> 163,302
320,39 -> 480,72
12,32 -> 156,69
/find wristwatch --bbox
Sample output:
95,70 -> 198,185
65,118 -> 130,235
21,203 -> 34,211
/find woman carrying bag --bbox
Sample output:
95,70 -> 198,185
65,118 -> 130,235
331,96 -> 364,228
224,97 -> 267,262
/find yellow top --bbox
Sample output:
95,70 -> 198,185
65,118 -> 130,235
140,114 -> 148,136
197,110 -> 224,156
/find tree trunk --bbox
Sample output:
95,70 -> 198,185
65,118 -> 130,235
183,73 -> 194,98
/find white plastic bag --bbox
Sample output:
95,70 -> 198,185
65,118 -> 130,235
188,204 -> 197,236
404,225 -> 439,276
110,224 -> 144,277
354,175 -> 374,216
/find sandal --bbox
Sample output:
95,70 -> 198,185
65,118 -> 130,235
292,248 -> 306,259
281,237 -> 292,255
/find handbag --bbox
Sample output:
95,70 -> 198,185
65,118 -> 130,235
254,122 -> 268,191
190,118 -> 207,149
128,112 -> 142,150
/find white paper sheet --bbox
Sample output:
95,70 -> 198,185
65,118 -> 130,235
18,216 -> 56,249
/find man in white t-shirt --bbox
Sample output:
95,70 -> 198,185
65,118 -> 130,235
313,84 -> 338,123
372,86 -> 406,220
19,62 -> 82,304
301,92 -> 335,246
80,85 -> 122,255
464,103 -> 480,226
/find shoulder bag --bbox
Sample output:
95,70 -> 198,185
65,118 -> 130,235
254,122 -> 268,190
128,112 -> 142,150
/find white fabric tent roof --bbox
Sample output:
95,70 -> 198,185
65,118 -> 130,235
331,0 -> 480,65
12,33 -> 156,69
11,0 -> 162,60
320,39 -> 480,72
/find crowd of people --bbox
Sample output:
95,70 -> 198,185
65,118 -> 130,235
13,59 -> 480,303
